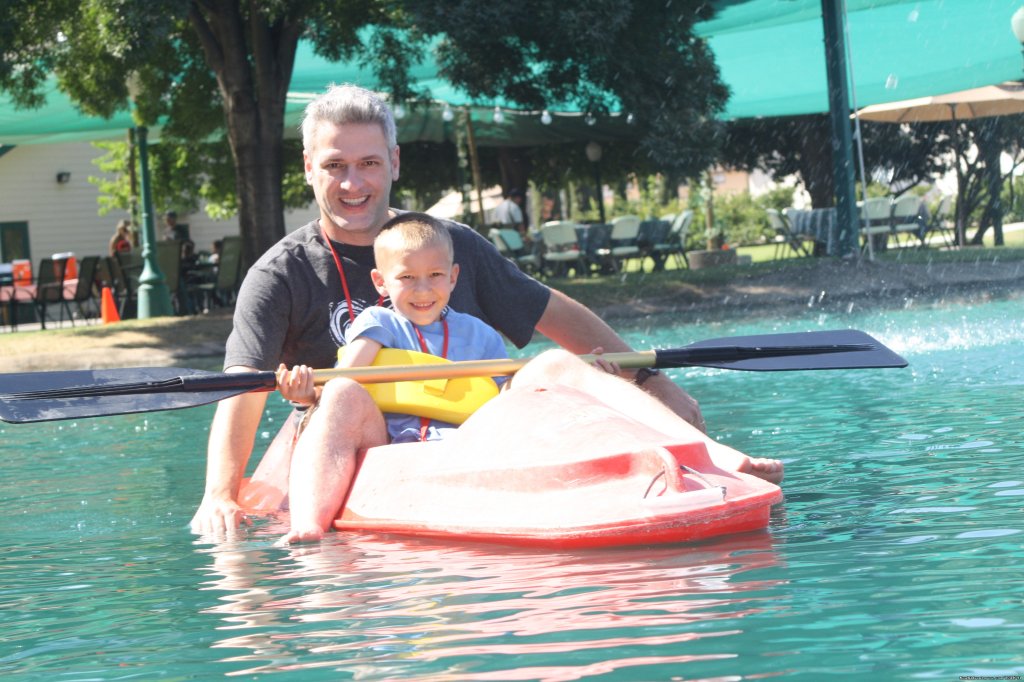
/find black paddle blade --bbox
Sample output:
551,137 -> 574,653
0,367 -> 277,424
656,329 -> 907,371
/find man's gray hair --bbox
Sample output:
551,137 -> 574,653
300,84 -> 397,150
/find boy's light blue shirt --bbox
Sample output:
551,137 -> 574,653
344,306 -> 509,442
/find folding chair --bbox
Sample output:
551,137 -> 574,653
488,228 -> 541,274
538,221 -> 586,277
766,209 -> 809,259
650,210 -> 693,270
595,215 -> 642,272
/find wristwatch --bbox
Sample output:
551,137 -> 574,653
633,367 -> 661,386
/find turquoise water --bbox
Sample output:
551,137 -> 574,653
2,295 -> 1023,681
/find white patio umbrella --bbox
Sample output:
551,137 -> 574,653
857,82 -> 1024,246
857,82 -> 1024,122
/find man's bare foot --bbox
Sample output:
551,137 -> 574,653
738,456 -> 784,485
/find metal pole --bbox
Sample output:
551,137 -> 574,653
821,0 -> 859,257
134,125 -> 174,318
463,109 -> 487,228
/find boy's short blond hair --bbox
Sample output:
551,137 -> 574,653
374,212 -> 454,264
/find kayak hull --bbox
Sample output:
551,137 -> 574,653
241,386 -> 782,548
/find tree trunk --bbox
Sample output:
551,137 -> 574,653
188,2 -> 300,266
970,128 -> 1005,247
797,116 -> 836,209
497,148 -> 532,225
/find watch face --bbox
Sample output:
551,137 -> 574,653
634,368 -> 660,386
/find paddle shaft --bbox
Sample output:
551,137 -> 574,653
310,343 -> 870,384
312,351 -> 652,385
0,330 -> 906,423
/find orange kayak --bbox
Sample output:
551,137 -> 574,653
240,385 -> 782,549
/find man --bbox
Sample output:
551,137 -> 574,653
190,84 -> 777,537
492,187 -> 527,235
162,211 -> 179,241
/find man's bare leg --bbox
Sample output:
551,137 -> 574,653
509,349 -> 783,484
279,378 -> 388,544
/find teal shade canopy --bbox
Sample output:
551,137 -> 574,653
0,0 -> 1020,145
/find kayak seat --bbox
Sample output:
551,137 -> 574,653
337,347 -> 500,425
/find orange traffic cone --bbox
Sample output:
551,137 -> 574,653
100,286 -> 121,324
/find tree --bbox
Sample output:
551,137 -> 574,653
955,115 -> 1024,247
720,115 -> 952,209
721,115 -> 837,209
0,1 -> 727,264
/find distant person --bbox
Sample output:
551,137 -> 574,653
540,193 -> 562,223
209,239 -> 223,265
163,210 -> 197,265
493,187 -> 527,238
108,219 -> 133,257
162,211 -> 179,241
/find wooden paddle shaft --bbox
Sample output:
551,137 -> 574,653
311,351 -> 659,385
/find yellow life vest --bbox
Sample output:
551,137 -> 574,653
336,347 -> 500,424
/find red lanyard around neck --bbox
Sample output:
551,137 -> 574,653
321,224 -> 383,321
413,319 -> 449,441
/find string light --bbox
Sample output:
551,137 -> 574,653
393,102 -> 406,120
540,110 -> 552,125
585,113 -> 596,126
626,113 -> 635,125
492,106 -> 505,124
442,103 -> 454,122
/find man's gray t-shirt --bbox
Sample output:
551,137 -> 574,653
224,217 -> 551,371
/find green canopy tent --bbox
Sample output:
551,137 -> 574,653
702,0 -> 1022,120
3,0 -> 1020,144
1,0 -> 1021,251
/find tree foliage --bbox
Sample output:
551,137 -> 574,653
721,114 -> 954,209
0,1 -> 728,262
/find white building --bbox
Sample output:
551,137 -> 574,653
0,141 -> 314,265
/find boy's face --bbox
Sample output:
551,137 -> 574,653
370,242 -> 459,327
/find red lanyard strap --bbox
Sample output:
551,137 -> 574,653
320,224 -> 384,321
414,319 -> 449,441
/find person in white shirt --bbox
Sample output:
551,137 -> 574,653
492,187 -> 527,236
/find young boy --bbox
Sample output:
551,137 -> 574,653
277,211 -> 510,441
276,212 -> 623,542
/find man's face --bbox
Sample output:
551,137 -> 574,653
304,121 -> 400,246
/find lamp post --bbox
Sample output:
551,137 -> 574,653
126,76 -> 173,318
585,141 -> 606,224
